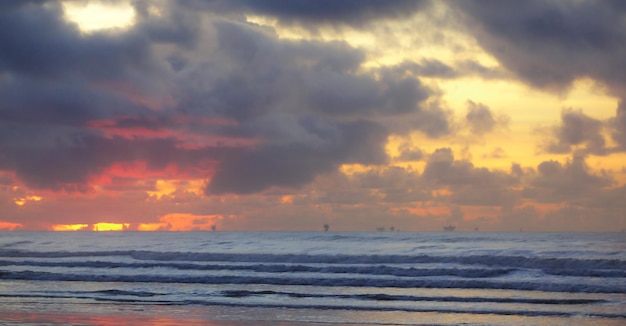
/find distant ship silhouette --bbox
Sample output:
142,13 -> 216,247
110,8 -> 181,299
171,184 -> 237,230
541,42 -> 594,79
443,225 -> 455,232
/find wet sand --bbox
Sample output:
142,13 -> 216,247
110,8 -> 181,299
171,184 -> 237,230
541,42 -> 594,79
0,310 -> 347,326
0,305 -> 375,326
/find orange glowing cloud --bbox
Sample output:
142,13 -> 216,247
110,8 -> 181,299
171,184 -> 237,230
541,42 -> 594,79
0,222 -> 23,230
89,161 -> 212,190
86,115 -> 257,149
86,117 -> 175,139
155,213 -> 224,231
13,195 -> 42,206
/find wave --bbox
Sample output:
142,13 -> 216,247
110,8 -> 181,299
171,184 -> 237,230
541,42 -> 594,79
1,270 -> 624,293
3,259 -> 625,278
0,292 -> 623,319
1,250 -> 624,271
0,260 -> 515,278
221,290 -> 608,305
90,289 -> 162,297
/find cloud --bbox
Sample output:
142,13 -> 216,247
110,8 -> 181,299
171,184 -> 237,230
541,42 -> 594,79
2,0 -> 623,232
176,18 -> 445,193
544,109 -> 607,155
422,148 -> 515,187
355,166 -> 429,203
397,144 -> 424,162
456,0 -> 626,95
0,1 -> 452,195
465,100 -> 505,135
421,148 -> 519,207
611,100 -> 626,150
0,135 -> 220,191
0,2 -> 160,82
523,154 -> 614,203
483,147 -> 507,159
456,1 -> 626,158
204,0 -> 430,27
206,119 -> 388,194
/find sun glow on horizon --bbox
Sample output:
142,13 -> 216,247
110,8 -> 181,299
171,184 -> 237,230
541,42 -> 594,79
52,223 -> 130,231
50,213 -> 225,232
0,222 -> 23,231
94,223 -> 130,231
52,224 -> 90,231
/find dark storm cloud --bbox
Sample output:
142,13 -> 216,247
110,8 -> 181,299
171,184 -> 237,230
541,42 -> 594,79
0,0 -> 46,10
545,109 -> 607,155
178,19 -> 434,120
206,119 -> 388,194
387,60 -> 457,79
133,1 -> 203,47
201,0 -> 429,27
388,59 -> 506,80
173,18 -> 445,194
0,2 -> 159,81
455,0 -> 626,94
0,134 -> 225,191
0,77 -> 151,126
0,0 -> 450,194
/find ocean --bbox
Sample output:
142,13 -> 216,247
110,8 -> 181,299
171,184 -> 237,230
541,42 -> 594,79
0,231 -> 624,325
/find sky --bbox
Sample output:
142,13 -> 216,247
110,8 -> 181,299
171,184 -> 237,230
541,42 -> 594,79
1,0 -> 625,232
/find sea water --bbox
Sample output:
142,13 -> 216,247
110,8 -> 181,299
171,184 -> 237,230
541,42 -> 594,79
0,231 -> 624,325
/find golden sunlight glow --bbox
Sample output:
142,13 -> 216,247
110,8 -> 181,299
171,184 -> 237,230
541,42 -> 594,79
50,214 -> 227,231
280,195 -> 293,204
52,223 -> 130,231
93,223 -> 129,231
63,1 -> 135,32
53,224 -> 89,231
13,195 -> 42,206
146,179 -> 205,200
185,179 -> 206,196
137,223 -> 165,231
147,179 -> 177,199
339,164 -> 376,176
440,78 -> 618,127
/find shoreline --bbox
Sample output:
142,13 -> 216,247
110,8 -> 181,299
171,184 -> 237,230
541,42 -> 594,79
0,304 -> 379,326
0,310 -> 337,326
